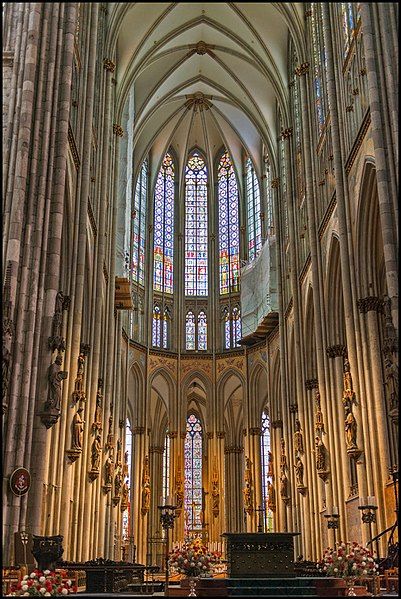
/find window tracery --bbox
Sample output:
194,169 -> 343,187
132,159 -> 148,286
184,414 -> 203,532
185,151 -> 208,296
218,151 -> 240,294
245,158 -> 262,261
154,153 -> 174,293
261,411 -> 273,531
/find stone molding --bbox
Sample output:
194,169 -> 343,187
103,58 -> 115,72
113,124 -> 124,137
326,344 -> 347,358
295,62 -> 310,76
305,378 -> 318,390
357,296 -> 384,314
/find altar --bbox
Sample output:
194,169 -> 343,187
221,532 -> 300,578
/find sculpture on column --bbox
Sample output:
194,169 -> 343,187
141,455 -> 151,516
342,357 -> 356,408
293,420 -> 304,454
280,472 -> 290,504
92,380 -> 103,433
123,450 -> 129,478
113,469 -> 123,505
280,438 -> 287,470
2,262 -> 13,414
175,456 -> 184,512
266,481 -> 276,512
314,390 -> 325,433
243,457 -> 253,515
89,434 -> 102,480
121,481 -> 129,512
267,450 -> 274,478
106,411 -> 114,451
294,456 -> 306,494
211,457 -> 220,517
315,436 -> 329,481
344,405 -> 358,451
48,291 -> 69,352
384,355 -> 398,420
103,455 -> 114,493
66,407 -> 85,462
41,353 -> 68,428
72,353 -> 86,404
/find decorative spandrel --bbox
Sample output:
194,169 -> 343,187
185,152 -> 208,297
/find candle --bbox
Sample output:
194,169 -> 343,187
359,496 -> 364,507
332,506 -> 339,516
371,495 -> 376,507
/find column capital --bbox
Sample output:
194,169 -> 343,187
167,431 -> 178,438
271,177 -> 280,189
216,431 -> 225,438
103,58 -> 116,72
326,344 -> 347,358
113,124 -> 124,137
289,403 -> 298,414
249,427 -> 262,436
132,426 -> 145,435
281,127 -> 293,140
149,445 -> 164,454
357,296 -> 384,313
271,419 -> 283,429
224,445 -> 243,454
295,62 -> 310,76
305,378 -> 318,390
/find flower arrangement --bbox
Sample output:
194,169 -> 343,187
318,541 -> 378,578
169,538 -> 222,578
8,569 -> 77,596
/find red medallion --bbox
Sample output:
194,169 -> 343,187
10,468 -> 31,496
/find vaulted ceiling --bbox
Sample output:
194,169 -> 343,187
108,2 -> 306,189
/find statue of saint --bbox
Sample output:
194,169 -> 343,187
51,291 -> 64,339
91,434 -> 102,471
384,355 -> 398,411
47,354 -> 68,411
243,483 -> 252,509
104,456 -> 113,486
280,472 -> 288,498
315,436 -> 325,471
93,390 -> 103,432
141,482 -> 151,513
315,391 -> 325,433
293,419 -> 304,454
344,406 -> 358,450
342,357 -> 355,407
2,344 -> 11,405
121,482 -> 129,509
267,481 -> 275,511
294,456 -> 304,487
267,451 -> 274,477
72,407 -> 85,450
280,438 -> 287,470
114,470 -> 123,498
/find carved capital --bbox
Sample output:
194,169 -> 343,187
271,177 -> 280,189
216,431 -> 225,438
167,431 -> 178,439
357,296 -> 384,314
149,445 -> 164,454
113,124 -> 124,137
80,343 -> 90,356
132,426 -> 145,435
180,432 -> 187,439
281,128 -> 293,140
224,445 -> 243,454
206,432 -> 214,439
295,62 -> 310,76
271,419 -> 283,429
326,344 -> 347,359
66,449 -> 81,463
249,427 -> 262,436
103,58 -> 116,72
305,378 -> 318,390
289,403 -> 298,414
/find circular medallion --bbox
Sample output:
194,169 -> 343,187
10,468 -> 31,496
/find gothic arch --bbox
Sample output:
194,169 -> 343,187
249,362 -> 269,421
325,234 -> 346,346
128,361 -> 146,426
304,285 -> 317,379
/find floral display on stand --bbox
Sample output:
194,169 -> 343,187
318,542 -> 378,596
169,537 -> 222,578
7,570 -> 77,596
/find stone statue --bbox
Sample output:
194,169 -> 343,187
72,407 -> 85,450
267,451 -> 274,477
121,481 -> 129,510
280,472 -> 288,499
244,457 -> 252,482
280,438 -> 287,470
315,391 -> 325,433
106,414 -> 114,450
123,450 -> 129,477
47,354 -> 68,411
141,482 -> 151,514
294,456 -> 304,487
344,406 -> 358,450
104,456 -> 114,486
293,419 -> 304,454
243,483 -> 252,511
384,355 -> 398,411
342,357 -> 355,407
92,389 -> 103,432
2,344 -> 11,409
114,469 -> 123,498
91,434 -> 102,471
51,291 -> 64,339
267,481 -> 276,511
72,353 -> 86,403
315,436 -> 325,471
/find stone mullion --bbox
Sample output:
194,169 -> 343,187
322,3 -> 370,510
359,3 -> 398,330
358,305 -> 392,552
24,2 -> 76,542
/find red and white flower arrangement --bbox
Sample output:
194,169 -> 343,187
318,541 -> 378,578
8,569 -> 77,596
169,538 -> 222,578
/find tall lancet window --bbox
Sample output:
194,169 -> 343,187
184,414 -> 203,532
218,151 -> 240,294
341,3 -> 360,58
245,158 -> 262,261
310,3 -> 328,135
122,419 -> 132,542
185,151 -> 208,296
261,411 -> 273,531
153,152 -> 174,293
162,431 -> 170,503
132,160 -> 148,285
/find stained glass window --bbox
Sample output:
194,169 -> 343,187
261,411 -> 273,532
152,305 -> 161,347
163,431 -> 170,503
246,158 -> 262,261
224,306 -> 242,349
122,419 -> 132,542
153,153 -> 174,293
232,306 -> 242,347
185,152 -> 208,296
132,160 -> 147,285
186,311 -> 195,350
218,151 -> 240,294
341,3 -> 356,58
310,3 -> 327,135
184,414 -> 203,531
198,311 -> 207,351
